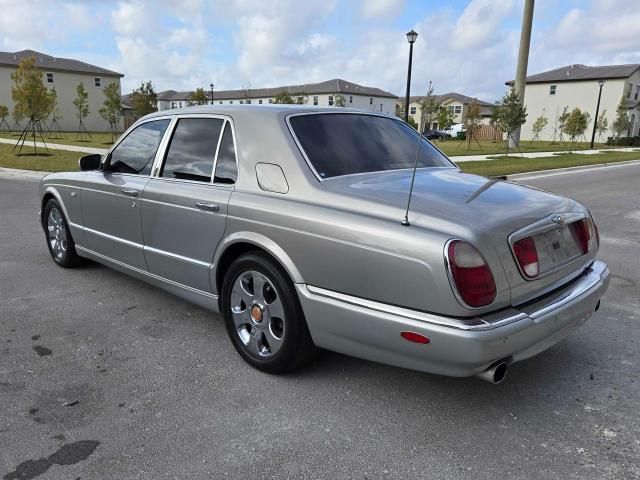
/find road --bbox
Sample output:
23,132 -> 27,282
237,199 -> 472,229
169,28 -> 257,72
1,164 -> 639,480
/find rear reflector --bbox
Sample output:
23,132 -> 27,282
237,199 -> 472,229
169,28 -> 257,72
570,219 -> 591,254
401,331 -> 430,344
513,236 -> 540,278
447,241 -> 497,308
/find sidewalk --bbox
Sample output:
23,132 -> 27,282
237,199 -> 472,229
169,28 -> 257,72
449,146 -> 638,162
0,138 -> 108,155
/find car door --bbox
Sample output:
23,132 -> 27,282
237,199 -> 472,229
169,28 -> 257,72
81,118 -> 172,271
141,116 -> 239,292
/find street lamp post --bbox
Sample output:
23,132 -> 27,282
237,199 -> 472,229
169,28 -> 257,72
590,80 -> 605,148
210,83 -> 215,105
404,29 -> 418,123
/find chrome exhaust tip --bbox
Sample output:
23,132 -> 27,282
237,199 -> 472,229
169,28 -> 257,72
476,361 -> 508,384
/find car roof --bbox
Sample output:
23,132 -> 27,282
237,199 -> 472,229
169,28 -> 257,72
141,104 -> 368,120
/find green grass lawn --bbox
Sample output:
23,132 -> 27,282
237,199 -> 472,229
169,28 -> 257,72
458,151 -> 640,177
0,131 -> 115,149
436,139 -> 612,157
0,143 -> 80,172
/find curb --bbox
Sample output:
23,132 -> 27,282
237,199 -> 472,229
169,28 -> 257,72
504,159 -> 640,181
0,167 -> 52,181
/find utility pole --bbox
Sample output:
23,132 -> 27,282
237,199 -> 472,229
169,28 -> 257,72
509,0 -> 535,148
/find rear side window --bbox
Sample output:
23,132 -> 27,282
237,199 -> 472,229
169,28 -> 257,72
214,122 -> 238,184
161,118 -> 224,182
289,113 -> 452,179
109,119 -> 170,175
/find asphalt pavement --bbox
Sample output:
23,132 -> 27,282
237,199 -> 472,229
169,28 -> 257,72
1,164 -> 639,479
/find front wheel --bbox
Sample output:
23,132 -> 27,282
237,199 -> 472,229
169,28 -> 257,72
221,252 -> 316,373
43,199 -> 83,268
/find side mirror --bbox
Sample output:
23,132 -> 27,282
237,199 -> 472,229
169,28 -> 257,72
79,154 -> 102,171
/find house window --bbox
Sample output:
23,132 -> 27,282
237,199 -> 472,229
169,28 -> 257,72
178,102 -> 183,108
259,99 -> 263,104
328,95 -> 334,106
628,83 -> 633,98
454,105 -> 462,114
219,101 -> 223,104
349,96 -> 353,104
230,100 -> 233,104
171,102 -> 176,109
246,99 -> 252,104
94,77 -> 101,87
369,97 -> 373,105
46,73 -> 54,84
635,85 -> 639,100
410,106 -> 416,115
549,85 -> 556,95
268,98 -> 273,104
313,96 -> 318,106
239,100 -> 244,104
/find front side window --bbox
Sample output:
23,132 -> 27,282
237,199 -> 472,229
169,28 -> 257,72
108,119 -> 171,175
289,113 -> 452,179
160,118 -> 223,182
214,122 -> 238,184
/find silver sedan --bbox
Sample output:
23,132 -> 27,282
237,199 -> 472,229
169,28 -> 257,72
39,105 -> 609,383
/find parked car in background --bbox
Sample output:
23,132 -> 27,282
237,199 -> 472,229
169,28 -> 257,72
39,106 -> 609,383
444,122 -> 466,138
422,129 -> 444,140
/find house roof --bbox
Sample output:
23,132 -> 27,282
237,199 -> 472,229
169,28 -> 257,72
0,49 -> 123,77
505,63 -> 640,85
154,79 -> 398,102
404,92 -> 494,107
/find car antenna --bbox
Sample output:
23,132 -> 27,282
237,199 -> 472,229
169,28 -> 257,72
401,127 -> 423,226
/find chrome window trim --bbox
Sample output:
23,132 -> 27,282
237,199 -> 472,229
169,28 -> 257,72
507,212 -> 589,281
285,111 -> 453,182
103,115 -> 176,177
152,113 -> 239,186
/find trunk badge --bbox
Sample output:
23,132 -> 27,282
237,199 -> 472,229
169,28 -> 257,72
551,214 -> 565,225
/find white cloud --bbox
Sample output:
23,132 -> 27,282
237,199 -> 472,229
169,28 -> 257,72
452,0 -> 514,50
111,1 -> 148,36
360,0 -> 404,19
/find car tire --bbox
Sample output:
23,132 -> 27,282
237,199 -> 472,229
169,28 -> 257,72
43,199 -> 84,268
221,252 -> 317,374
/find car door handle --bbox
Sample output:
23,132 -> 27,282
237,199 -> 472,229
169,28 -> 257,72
195,202 -> 220,212
121,189 -> 139,197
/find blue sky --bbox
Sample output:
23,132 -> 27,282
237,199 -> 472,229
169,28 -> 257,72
1,0 -> 638,101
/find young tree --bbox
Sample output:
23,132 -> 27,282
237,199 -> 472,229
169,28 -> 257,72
273,91 -> 295,104
437,106 -> 455,140
0,104 -> 10,131
530,114 -> 548,142
419,82 -> 440,132
463,100 -> 483,149
47,87 -> 63,138
131,81 -> 158,117
493,88 -> 527,157
73,82 -> 91,140
612,97 -> 630,142
334,94 -> 346,107
189,87 -> 209,105
406,116 -> 419,130
595,109 -> 608,143
563,107 -> 590,151
99,82 -> 123,140
10,56 -> 54,152
558,105 -> 570,141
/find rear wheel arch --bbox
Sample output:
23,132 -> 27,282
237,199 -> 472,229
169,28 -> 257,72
213,234 -> 304,297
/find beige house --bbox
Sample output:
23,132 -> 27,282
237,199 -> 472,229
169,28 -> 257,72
506,63 -> 640,141
155,79 -> 398,116
400,93 -> 495,131
0,49 -> 124,132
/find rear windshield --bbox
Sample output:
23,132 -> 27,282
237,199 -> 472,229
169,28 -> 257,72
289,113 -> 452,179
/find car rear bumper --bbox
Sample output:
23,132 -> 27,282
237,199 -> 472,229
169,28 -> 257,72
297,260 -> 609,377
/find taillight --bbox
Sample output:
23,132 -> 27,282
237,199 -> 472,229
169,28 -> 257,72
570,219 -> 591,254
446,241 -> 496,308
513,237 -> 540,278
